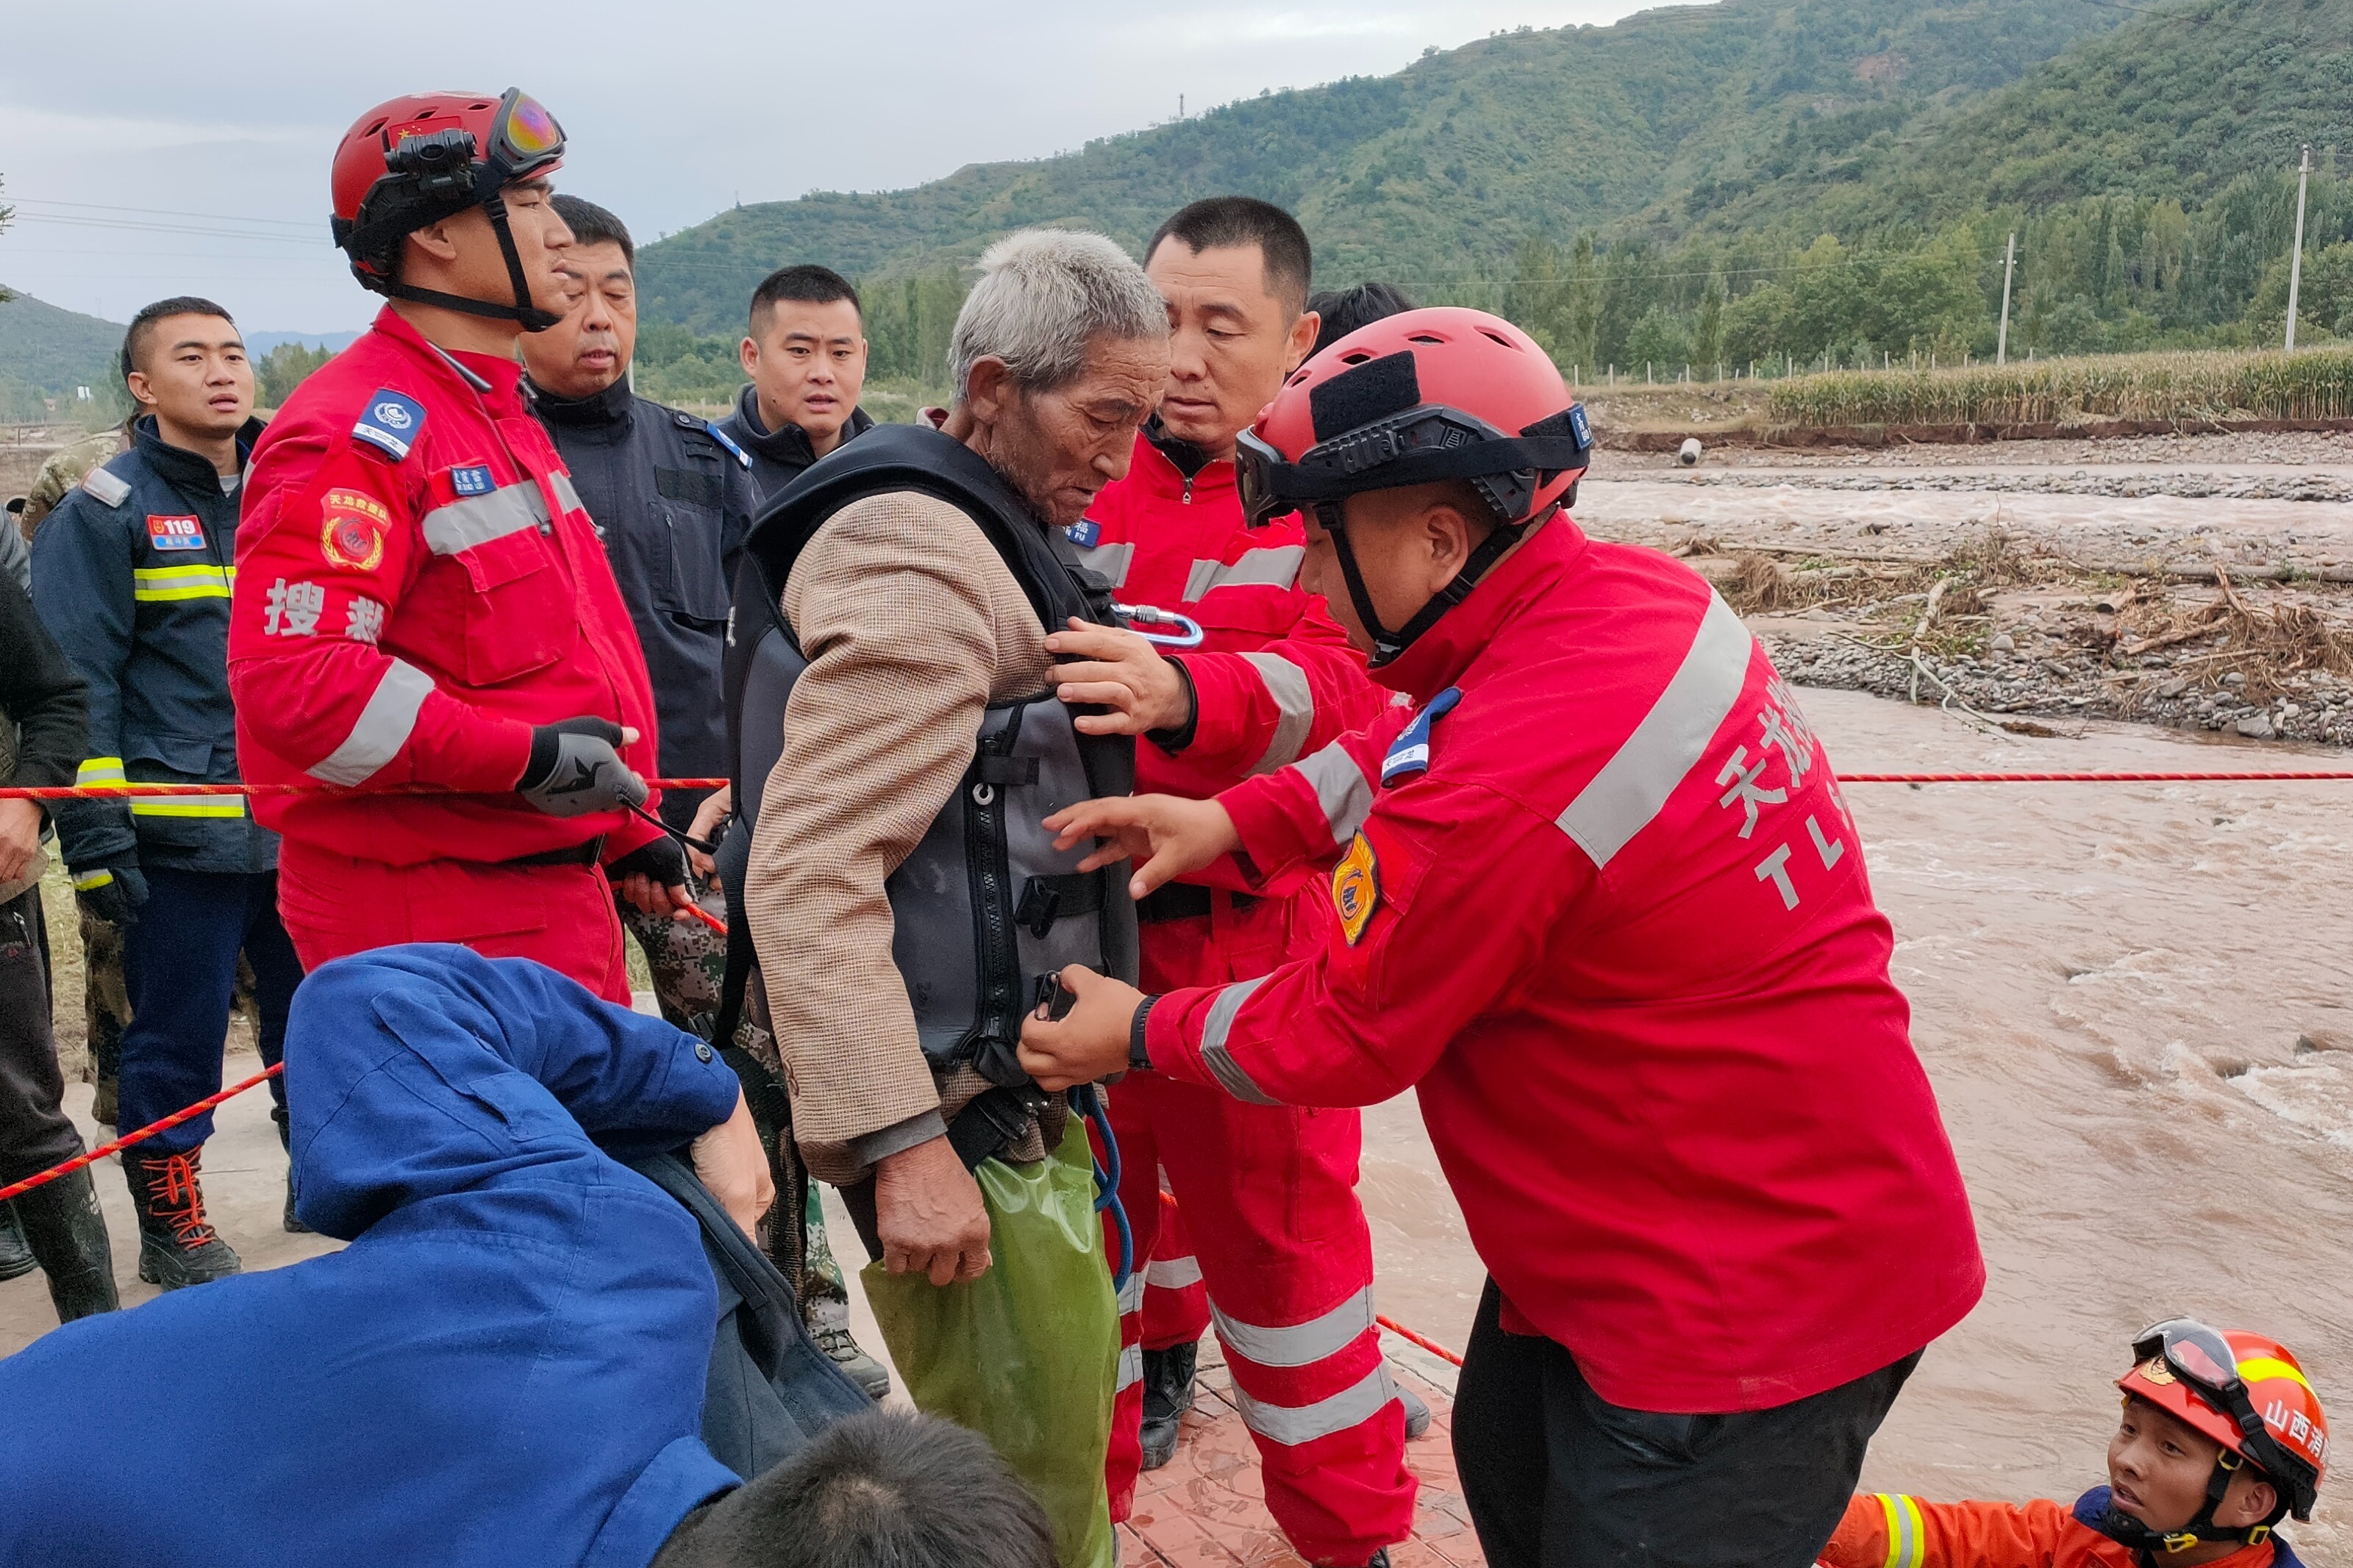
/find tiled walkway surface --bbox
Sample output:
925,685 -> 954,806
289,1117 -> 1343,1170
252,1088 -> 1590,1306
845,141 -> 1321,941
1118,1348 -> 1485,1567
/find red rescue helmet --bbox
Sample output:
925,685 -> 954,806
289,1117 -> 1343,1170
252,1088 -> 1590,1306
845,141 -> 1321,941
2115,1320 -> 2327,1547
1235,307 -> 1591,663
329,88 -> 568,329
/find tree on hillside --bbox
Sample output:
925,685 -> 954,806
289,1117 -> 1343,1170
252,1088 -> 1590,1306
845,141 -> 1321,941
1693,273 -> 1727,377
257,343 -> 332,407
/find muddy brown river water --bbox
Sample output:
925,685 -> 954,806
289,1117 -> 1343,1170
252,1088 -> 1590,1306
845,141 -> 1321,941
4,683 -> 2349,1551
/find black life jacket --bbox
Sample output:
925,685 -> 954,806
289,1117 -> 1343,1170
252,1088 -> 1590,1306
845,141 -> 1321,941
716,423 -> 1138,1114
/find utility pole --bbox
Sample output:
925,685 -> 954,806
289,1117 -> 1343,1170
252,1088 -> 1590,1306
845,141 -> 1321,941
1996,232 -> 2017,365
2286,144 -> 2313,351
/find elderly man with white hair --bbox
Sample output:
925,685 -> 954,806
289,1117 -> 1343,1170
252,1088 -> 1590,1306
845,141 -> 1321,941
729,229 -> 1176,1564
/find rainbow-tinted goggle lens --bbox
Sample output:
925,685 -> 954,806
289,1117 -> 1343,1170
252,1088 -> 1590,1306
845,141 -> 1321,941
488,87 -> 565,180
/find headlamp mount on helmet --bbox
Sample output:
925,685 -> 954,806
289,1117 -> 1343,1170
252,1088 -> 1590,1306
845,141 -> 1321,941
330,87 -> 568,332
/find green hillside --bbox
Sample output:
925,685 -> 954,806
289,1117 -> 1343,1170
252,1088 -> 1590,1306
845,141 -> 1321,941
0,288 -> 122,418
638,0 -> 2127,335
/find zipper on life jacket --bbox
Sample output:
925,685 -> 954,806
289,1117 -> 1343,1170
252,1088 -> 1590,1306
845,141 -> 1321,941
962,700 -> 1029,1083
1180,476 -> 1193,504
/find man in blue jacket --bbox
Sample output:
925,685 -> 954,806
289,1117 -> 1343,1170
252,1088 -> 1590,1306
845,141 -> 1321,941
29,296 -> 303,1284
0,945 -> 775,1568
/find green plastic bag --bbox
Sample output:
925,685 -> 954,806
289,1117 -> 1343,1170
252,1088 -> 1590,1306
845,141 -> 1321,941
863,1118 -> 1119,1567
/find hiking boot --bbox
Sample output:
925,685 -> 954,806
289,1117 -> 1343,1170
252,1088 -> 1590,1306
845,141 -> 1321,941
807,1295 -> 890,1400
0,1200 -> 35,1282
1140,1341 -> 1198,1470
124,1147 -> 240,1289
13,1168 -> 118,1322
1399,1380 -> 1432,1442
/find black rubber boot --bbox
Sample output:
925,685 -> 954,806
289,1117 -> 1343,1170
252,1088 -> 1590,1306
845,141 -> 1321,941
274,1106 -> 307,1234
13,1168 -> 119,1322
1399,1380 -> 1432,1441
124,1147 -> 241,1289
1139,1340 -> 1198,1470
0,1200 -> 35,1282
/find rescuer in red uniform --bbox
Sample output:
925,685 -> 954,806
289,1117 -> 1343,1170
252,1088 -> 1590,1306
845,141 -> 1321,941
230,90 -> 692,1003
1043,198 -> 1413,1565
1021,308 -> 1985,1568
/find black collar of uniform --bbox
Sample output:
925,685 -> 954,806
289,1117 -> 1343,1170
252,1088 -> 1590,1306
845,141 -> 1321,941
129,413 -> 265,494
1143,415 -> 1214,481
525,373 -> 635,430
731,382 -> 874,465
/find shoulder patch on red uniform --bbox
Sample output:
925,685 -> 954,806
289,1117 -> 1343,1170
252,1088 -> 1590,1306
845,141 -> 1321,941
320,488 -> 391,573
1382,687 -> 1463,784
351,389 -> 427,461
1331,831 -> 1382,945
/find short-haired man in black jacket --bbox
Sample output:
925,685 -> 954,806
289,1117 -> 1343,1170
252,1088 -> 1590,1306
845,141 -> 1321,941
31,296 -> 305,1290
522,198 -> 886,1400
718,265 -> 875,504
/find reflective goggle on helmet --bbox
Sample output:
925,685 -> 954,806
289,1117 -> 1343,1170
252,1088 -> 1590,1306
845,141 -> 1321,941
2125,1318 -> 2324,1522
330,87 -> 568,329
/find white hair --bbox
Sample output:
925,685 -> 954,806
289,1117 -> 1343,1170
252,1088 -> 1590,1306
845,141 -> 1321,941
948,228 -> 1169,400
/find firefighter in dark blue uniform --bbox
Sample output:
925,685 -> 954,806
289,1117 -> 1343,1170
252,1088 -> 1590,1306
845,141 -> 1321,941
521,196 -> 888,1399
29,297 -> 304,1289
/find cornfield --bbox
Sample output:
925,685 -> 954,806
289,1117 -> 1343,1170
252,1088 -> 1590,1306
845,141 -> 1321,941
1765,348 -> 2353,429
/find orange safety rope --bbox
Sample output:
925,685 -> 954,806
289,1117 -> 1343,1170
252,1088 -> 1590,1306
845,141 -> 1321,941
0,1064 -> 284,1204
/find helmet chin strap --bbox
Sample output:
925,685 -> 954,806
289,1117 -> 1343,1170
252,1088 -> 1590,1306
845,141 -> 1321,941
382,192 -> 562,332
1325,501 -> 1554,667
2098,1452 -> 2277,1564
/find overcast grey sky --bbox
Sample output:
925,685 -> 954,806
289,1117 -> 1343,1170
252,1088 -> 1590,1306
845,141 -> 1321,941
0,0 -> 1651,334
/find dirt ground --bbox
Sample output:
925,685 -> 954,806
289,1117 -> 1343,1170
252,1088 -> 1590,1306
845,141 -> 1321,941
1582,429 -> 2353,748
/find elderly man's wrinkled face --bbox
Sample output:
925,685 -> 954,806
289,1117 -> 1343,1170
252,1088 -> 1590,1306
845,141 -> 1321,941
985,335 -> 1168,526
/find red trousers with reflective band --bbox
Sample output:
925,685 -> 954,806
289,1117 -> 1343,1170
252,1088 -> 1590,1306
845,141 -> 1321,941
276,841 -> 629,1005
1141,1190 -> 1210,1351
1101,1071 -> 1416,1564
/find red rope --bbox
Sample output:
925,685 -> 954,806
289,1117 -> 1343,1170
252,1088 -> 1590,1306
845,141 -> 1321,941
0,777 -> 732,800
0,1063 -> 285,1204
1838,771 -> 2353,783
1377,1314 -> 1465,1368
7,772 -> 2349,800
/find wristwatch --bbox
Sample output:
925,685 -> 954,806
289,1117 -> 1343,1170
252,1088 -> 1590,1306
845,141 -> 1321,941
1129,996 -> 1157,1073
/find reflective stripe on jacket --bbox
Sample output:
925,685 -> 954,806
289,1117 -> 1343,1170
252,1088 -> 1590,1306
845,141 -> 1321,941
229,307 -> 663,868
1147,515 -> 1985,1414
30,415 -> 276,875
1820,1486 -> 2296,1568
530,376 -> 757,829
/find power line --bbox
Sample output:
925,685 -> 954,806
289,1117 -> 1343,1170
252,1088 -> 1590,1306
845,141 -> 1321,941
5,212 -> 325,246
9,198 -> 318,231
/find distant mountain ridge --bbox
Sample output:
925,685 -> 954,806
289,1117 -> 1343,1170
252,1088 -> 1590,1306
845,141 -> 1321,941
637,0 -> 2131,332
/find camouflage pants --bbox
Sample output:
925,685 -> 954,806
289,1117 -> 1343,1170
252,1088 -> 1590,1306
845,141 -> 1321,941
618,898 -> 849,1316
77,910 -> 129,1121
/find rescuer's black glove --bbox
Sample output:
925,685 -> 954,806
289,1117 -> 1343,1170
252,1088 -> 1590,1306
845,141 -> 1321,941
605,833 -> 688,889
517,717 -> 646,817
